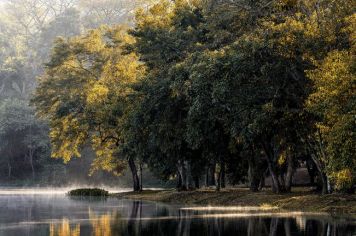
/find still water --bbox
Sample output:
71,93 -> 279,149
0,189 -> 355,236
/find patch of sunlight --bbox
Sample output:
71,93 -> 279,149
180,205 -> 278,212
129,211 -> 329,221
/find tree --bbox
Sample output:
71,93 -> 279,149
32,26 -> 145,191
307,50 -> 355,192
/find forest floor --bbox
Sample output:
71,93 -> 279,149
114,187 -> 356,216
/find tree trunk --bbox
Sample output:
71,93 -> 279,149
177,170 -> 182,190
306,159 -> 316,185
262,141 -> 282,193
28,149 -> 35,179
139,163 -> 143,191
209,163 -> 216,186
258,168 -> 267,191
7,162 -> 11,178
215,164 -> 222,191
284,155 -> 294,192
193,175 -> 200,189
128,157 -> 140,192
248,159 -> 260,192
205,166 -> 209,187
221,160 -> 226,188
177,160 -> 187,191
310,154 -> 328,194
184,160 -> 193,190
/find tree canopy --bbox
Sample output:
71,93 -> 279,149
29,0 -> 356,193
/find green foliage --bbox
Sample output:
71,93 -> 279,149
28,0 -> 355,193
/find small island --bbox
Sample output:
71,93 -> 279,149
68,188 -> 109,197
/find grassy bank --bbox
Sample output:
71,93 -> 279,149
115,187 -> 356,216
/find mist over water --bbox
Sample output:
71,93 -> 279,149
0,189 -> 355,236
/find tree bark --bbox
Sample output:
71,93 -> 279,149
176,170 -> 182,190
258,168 -> 267,191
215,163 -> 222,191
177,160 -> 187,191
208,162 -> 216,186
7,162 -> 11,179
221,160 -> 226,188
248,158 -> 261,192
28,148 -> 35,180
306,159 -> 316,185
185,160 -> 193,190
310,154 -> 328,194
139,163 -> 143,191
128,157 -> 140,192
193,175 -> 200,189
262,142 -> 282,193
284,154 -> 294,192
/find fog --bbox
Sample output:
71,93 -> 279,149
0,0 -> 160,188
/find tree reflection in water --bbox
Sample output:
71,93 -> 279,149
47,201 -> 355,236
49,219 -> 80,236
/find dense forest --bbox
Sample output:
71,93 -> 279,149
1,0 -> 355,193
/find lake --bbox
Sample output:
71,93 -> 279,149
0,189 -> 355,236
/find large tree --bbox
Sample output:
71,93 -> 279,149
32,26 -> 145,191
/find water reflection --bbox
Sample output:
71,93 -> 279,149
0,194 -> 354,236
49,219 -> 80,236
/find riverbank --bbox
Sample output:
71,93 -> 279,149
114,187 -> 356,216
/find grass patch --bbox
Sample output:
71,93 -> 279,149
68,188 -> 109,197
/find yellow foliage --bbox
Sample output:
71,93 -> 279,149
89,210 -> 113,236
86,84 -> 109,105
331,169 -> 354,191
278,151 -> 286,166
50,219 -> 80,236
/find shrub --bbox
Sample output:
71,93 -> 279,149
68,188 -> 109,197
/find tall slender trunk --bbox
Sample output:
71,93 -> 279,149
248,157 -> 262,192
306,159 -> 316,185
177,160 -> 187,191
310,154 -> 328,194
28,125 -> 35,179
128,157 -> 140,192
193,175 -> 200,189
258,168 -> 267,191
262,141 -> 282,193
28,149 -> 35,179
221,163 -> 226,188
215,163 -> 222,191
185,160 -> 193,190
267,158 -> 281,193
208,162 -> 216,186
139,163 -> 143,191
284,155 -> 294,192
7,162 -> 11,178
176,170 -> 182,190
205,166 -> 209,187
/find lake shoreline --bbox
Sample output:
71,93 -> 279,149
114,187 -> 356,216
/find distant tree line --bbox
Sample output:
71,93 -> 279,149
32,0 -> 355,193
